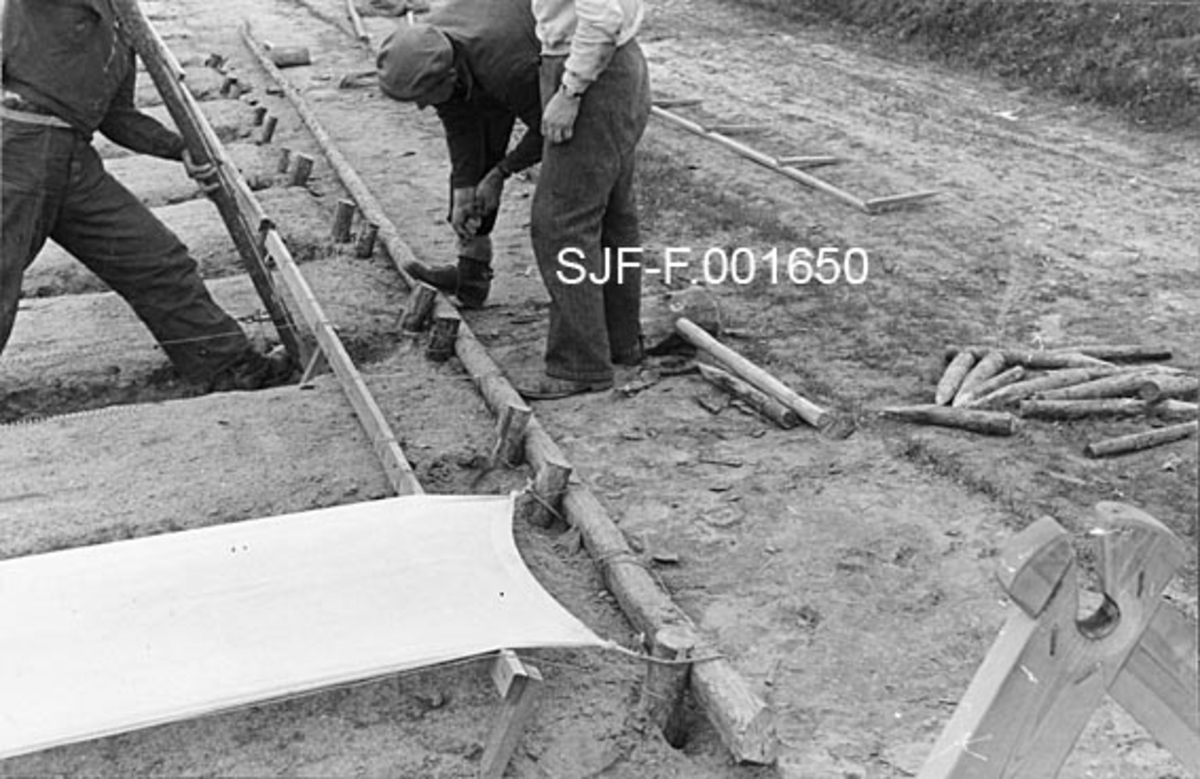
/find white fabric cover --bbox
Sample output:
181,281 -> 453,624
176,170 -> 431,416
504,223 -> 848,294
0,494 -> 602,758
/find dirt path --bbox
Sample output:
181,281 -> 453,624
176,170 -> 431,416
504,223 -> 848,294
1,0 -> 1195,777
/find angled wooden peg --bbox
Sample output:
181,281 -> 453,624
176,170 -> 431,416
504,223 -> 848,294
919,502 -> 1195,779
480,649 -> 543,779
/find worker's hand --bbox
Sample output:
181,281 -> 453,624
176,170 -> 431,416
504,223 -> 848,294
182,148 -> 220,196
450,186 -> 482,240
475,167 -> 505,218
542,90 -> 580,145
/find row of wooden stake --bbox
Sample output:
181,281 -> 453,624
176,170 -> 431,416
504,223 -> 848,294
881,344 -> 1198,456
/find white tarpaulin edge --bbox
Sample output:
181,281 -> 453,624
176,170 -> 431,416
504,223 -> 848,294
0,493 -> 604,759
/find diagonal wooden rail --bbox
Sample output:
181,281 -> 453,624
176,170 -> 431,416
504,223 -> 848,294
239,21 -> 778,763
111,0 -> 308,366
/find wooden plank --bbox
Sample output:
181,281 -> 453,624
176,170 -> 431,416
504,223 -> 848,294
265,230 -> 422,496
1109,603 -> 1200,773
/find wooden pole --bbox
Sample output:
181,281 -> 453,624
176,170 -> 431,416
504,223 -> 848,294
110,0 -> 307,366
697,363 -> 800,429
1035,370 -> 1169,401
953,365 -> 1024,408
676,318 -> 841,435
952,350 -> 1005,407
345,0 -> 369,44
1138,374 -> 1198,402
969,366 -> 1121,409
882,404 -> 1018,436
1020,398 -> 1197,421
243,30 -> 777,760
946,346 -> 1113,370
1085,421 -> 1198,458
1047,344 -> 1173,363
935,350 -> 976,406
651,105 -> 872,213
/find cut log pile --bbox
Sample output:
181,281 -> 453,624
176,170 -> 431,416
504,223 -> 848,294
886,344 -> 1197,456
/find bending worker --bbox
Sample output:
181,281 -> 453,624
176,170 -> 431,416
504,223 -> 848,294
376,0 -> 543,309
1,0 -> 292,391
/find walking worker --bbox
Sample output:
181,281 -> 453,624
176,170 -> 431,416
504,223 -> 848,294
376,0 -> 543,309
517,0 -> 652,400
1,0 -> 292,391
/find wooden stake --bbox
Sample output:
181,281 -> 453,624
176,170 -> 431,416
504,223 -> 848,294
864,190 -> 941,213
676,317 -> 844,435
1035,370 -> 1166,401
640,626 -> 696,748
425,298 -> 460,362
952,350 -> 1005,407
400,282 -> 438,332
946,346 -> 1113,370
480,650 -> 543,779
354,222 -> 379,258
288,153 -> 314,187
1020,398 -> 1197,421
276,146 -> 291,173
1085,421 -> 1198,458
969,366 -> 1121,409
490,402 -> 532,469
515,455 -> 572,529
1138,374 -> 1198,402
708,123 -> 767,134
330,199 -> 356,243
652,97 -> 703,108
268,46 -> 311,68
1048,344 -> 1173,363
257,114 -> 278,145
882,404 -> 1018,436
935,350 -> 976,406
252,105 -> 268,126
954,365 -> 1024,408
777,155 -> 841,169
697,363 -> 800,429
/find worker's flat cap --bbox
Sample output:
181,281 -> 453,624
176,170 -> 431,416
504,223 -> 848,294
376,24 -> 454,102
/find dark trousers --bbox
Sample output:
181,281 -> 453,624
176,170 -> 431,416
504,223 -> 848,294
1,119 -> 250,381
532,42 -> 651,383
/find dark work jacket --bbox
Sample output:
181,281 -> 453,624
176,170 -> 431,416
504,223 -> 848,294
427,0 -> 543,187
1,0 -> 184,159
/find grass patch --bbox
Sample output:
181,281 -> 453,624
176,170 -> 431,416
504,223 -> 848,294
725,0 -> 1200,127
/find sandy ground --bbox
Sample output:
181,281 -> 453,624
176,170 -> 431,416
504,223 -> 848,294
1,0 -> 1196,777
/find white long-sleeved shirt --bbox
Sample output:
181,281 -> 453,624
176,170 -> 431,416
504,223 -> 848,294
531,0 -> 643,94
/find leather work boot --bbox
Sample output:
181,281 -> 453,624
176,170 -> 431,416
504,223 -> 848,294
409,262 -> 458,293
207,345 -> 296,392
455,256 -> 493,309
